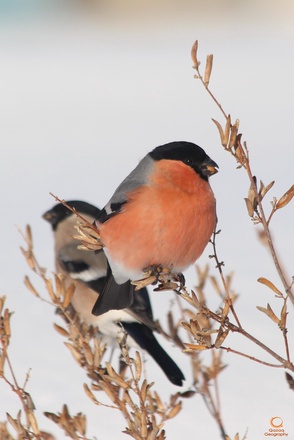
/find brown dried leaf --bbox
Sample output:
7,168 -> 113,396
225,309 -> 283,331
212,118 -> 225,146
27,410 -> 39,435
221,299 -> 230,320
223,115 -> 232,147
140,379 -> 148,402
228,123 -> 239,150
83,383 -> 99,404
204,54 -> 213,86
285,372 -> 294,391
180,390 -> 196,398
256,304 -> 280,324
259,180 -> 275,200
3,309 -> 11,337
54,274 -> 64,298
0,353 -> 5,375
244,198 -> 254,217
279,302 -> 287,330
257,277 -> 283,296
134,351 -> 142,382
166,402 -> 182,420
73,413 -> 86,436
53,323 -> 69,337
45,279 -> 56,302
154,391 -> 164,411
214,328 -> 230,348
63,284 -> 75,308
21,247 -> 36,271
247,176 -> 257,205
93,338 -> 106,368
105,362 -> 129,388
64,342 -> 82,365
0,296 -> 5,315
181,321 -> 194,337
24,276 -> 40,297
183,343 -> 208,351
83,343 -> 94,366
276,184 -> 294,210
191,40 -> 199,68
6,413 -> 20,433
25,225 -> 33,247
44,412 -> 60,424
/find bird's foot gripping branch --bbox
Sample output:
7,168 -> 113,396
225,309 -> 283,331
132,265 -> 186,292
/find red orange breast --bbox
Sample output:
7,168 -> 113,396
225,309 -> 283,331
99,160 -> 216,274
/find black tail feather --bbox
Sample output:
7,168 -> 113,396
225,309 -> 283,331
92,264 -> 134,316
123,322 -> 185,386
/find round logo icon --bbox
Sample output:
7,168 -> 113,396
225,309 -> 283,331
270,417 -> 283,428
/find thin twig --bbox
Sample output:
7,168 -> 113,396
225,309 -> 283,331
209,229 -> 242,328
219,346 -> 286,368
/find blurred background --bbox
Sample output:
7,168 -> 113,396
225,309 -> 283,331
1,0 -> 294,438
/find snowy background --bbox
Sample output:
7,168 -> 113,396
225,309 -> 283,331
1,0 -> 294,438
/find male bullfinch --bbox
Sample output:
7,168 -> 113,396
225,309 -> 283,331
43,200 -> 185,386
92,141 -> 218,316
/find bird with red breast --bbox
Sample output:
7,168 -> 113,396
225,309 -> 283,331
92,141 -> 218,316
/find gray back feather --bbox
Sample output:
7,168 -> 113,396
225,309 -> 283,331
104,154 -> 154,215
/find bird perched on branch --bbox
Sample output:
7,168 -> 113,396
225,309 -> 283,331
92,141 -> 218,316
43,200 -> 185,386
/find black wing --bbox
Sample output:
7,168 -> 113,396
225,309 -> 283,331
91,262 -> 134,316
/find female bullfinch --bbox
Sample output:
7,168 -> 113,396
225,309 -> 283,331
93,141 -> 218,316
43,201 -> 185,386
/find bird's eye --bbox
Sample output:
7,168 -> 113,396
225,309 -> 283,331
184,158 -> 193,165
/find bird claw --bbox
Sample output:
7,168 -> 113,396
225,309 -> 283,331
132,265 -> 186,292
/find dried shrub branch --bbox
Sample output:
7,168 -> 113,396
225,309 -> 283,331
2,40 -> 293,440
191,40 -> 294,306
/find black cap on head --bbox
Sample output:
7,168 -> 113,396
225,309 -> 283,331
149,141 -> 218,181
43,200 -> 101,231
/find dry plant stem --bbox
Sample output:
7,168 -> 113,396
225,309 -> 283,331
208,309 -> 294,371
210,229 -> 242,328
202,380 -> 226,440
244,163 -> 294,306
192,41 -> 294,306
281,297 -> 291,363
174,297 -> 227,440
49,193 -> 99,235
219,346 -> 287,368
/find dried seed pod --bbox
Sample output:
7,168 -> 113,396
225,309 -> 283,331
24,276 -> 39,297
183,343 -> 208,351
27,410 -> 39,435
257,277 -> 283,297
212,118 -> 226,147
228,123 -> 239,150
256,304 -> 280,324
191,40 -> 199,69
276,184 -> 294,210
204,54 -> 213,86
244,198 -> 254,217
279,302 -> 288,331
166,401 -> 182,420
82,342 -> 94,366
64,342 -> 82,365
83,383 -> 99,404
134,351 -> 142,382
63,284 -> 75,308
259,180 -> 275,200
214,327 -> 230,348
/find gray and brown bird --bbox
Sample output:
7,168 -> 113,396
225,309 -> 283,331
43,200 -> 185,386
